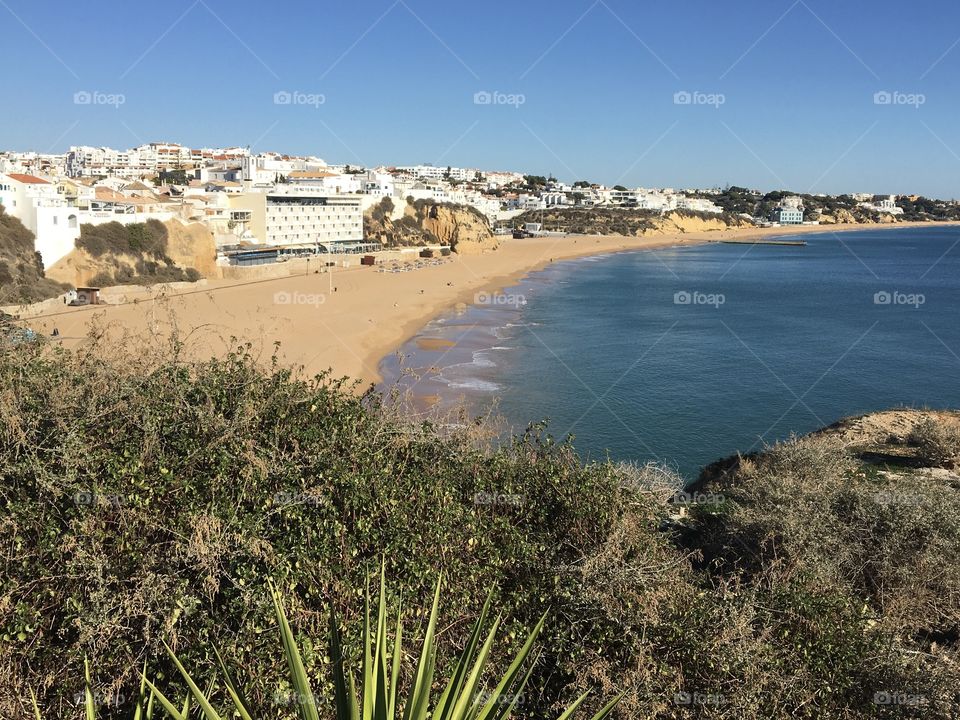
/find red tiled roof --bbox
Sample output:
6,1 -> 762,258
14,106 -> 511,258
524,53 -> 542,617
7,173 -> 50,185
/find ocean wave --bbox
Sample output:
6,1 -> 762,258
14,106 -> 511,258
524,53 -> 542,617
436,376 -> 501,393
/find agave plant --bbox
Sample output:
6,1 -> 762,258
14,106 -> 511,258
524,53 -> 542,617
36,571 -> 620,720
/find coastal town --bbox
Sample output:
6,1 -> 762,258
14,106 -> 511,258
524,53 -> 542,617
0,141 -> 929,278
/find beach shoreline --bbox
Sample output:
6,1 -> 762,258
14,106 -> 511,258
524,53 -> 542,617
18,221 -> 958,387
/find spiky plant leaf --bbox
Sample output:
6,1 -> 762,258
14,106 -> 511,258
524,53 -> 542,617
474,613 -> 546,720
402,577 -> 442,720
162,641 -> 223,720
84,657 -> 96,720
271,581 -> 321,720
330,604 -> 360,720
141,678 -> 186,720
214,647 -> 254,720
433,589 -> 493,720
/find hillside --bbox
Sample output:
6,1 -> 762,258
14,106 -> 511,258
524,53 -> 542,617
46,219 -> 215,287
364,197 -> 497,252
513,207 -> 751,236
692,187 -> 960,224
0,206 -> 70,305
2,333 -> 958,719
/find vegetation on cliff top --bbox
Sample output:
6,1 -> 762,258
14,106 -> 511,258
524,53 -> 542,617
512,207 -> 749,237
2,333 -> 958,718
77,220 -> 202,286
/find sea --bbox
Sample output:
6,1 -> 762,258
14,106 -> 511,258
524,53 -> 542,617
378,226 -> 960,478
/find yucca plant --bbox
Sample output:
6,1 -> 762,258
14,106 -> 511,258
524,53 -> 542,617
33,570 -> 620,720
156,568 -> 619,720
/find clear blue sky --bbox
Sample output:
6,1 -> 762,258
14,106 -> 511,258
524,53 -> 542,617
3,0 -> 959,198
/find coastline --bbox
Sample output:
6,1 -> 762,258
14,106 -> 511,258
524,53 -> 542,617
363,220 -> 958,385
19,221 -> 957,387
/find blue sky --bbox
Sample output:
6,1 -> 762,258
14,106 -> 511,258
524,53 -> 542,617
3,0 -> 959,197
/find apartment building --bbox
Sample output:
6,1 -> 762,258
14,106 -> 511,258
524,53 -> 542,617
0,173 -> 80,268
228,189 -> 363,249
396,165 -> 473,182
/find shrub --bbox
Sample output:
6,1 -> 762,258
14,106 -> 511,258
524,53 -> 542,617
2,336 -> 959,718
909,416 -> 960,468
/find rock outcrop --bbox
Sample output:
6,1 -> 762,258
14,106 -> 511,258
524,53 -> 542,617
47,219 -> 217,287
364,197 -> 497,253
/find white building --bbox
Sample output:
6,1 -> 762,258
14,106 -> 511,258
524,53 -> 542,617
0,173 -> 80,268
771,196 -> 805,225
395,165 -> 473,183
861,195 -> 904,215
228,188 -> 364,249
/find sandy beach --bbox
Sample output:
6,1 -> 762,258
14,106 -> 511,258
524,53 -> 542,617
15,222 -> 956,386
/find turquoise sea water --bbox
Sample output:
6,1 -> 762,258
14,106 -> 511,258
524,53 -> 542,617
378,227 -> 960,478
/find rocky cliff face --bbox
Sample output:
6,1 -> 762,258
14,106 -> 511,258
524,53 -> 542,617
364,198 -> 497,252
514,207 -> 750,237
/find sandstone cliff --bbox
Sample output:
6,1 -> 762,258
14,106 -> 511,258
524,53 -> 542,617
514,207 -> 750,237
47,219 -> 217,287
364,197 -> 497,253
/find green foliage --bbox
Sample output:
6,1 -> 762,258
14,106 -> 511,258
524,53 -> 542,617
75,220 -> 201,286
3,338 -> 959,718
77,220 -> 169,258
